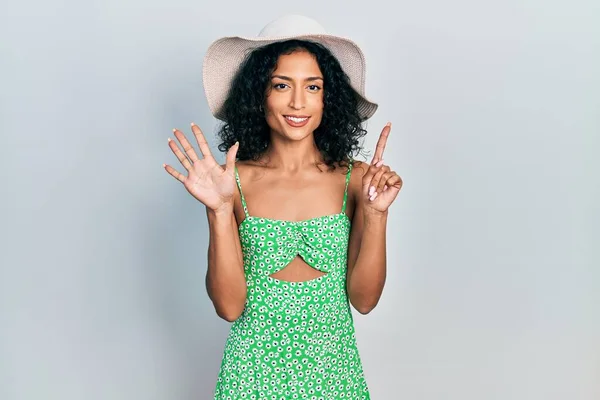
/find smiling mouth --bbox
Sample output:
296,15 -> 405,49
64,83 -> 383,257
283,115 -> 311,128
284,115 -> 310,123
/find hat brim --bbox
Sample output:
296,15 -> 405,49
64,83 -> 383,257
202,34 -> 378,121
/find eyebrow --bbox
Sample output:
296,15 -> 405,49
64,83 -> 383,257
271,75 -> 324,82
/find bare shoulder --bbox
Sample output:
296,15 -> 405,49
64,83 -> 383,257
222,161 -> 251,224
344,160 -> 368,218
219,160 -> 261,175
349,160 -> 369,191
232,160 -> 268,184
351,160 -> 369,178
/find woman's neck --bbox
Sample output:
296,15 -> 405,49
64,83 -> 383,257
259,135 -> 324,171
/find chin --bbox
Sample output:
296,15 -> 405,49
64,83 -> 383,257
280,125 -> 314,141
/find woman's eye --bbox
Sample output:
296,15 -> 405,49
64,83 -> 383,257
308,85 -> 321,91
274,83 -> 288,89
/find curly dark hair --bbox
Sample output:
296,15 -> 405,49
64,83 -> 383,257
216,39 -> 368,169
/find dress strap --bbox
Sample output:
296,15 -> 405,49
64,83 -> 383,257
234,166 -> 249,218
341,161 -> 353,213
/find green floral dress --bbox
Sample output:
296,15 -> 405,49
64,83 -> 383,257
214,162 -> 370,400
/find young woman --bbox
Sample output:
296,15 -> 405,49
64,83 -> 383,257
164,15 -> 402,400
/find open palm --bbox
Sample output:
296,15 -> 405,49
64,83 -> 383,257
163,123 -> 239,212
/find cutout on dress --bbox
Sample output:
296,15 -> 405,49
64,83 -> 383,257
269,255 -> 327,282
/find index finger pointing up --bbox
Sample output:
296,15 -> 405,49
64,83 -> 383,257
371,122 -> 391,165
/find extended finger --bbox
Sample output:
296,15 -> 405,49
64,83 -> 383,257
362,159 -> 384,184
191,123 -> 213,159
371,122 -> 391,164
163,163 -> 185,183
168,137 -> 193,171
173,128 -> 200,163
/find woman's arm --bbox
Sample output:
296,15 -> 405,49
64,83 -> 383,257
346,124 -> 403,314
205,206 -> 247,322
164,125 -> 246,322
346,162 -> 388,314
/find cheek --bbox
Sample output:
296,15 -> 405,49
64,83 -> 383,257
264,100 -> 275,116
264,99 -> 280,129
311,94 -> 324,112
265,93 -> 286,113
311,97 -> 324,121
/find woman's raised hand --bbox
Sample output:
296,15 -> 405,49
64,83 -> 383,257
361,122 -> 403,213
163,123 -> 239,213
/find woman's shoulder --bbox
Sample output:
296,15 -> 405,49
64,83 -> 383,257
233,159 -> 268,179
218,159 -> 264,174
347,159 -> 370,198
349,159 -> 370,179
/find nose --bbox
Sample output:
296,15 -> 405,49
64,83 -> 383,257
289,87 -> 305,110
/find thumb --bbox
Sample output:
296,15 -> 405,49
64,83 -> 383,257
225,141 -> 239,172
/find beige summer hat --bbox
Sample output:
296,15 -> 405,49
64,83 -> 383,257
202,14 -> 378,121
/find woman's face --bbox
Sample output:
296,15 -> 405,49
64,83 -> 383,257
264,49 -> 324,141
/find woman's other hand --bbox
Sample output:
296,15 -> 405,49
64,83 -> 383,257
164,123 -> 239,214
361,122 -> 403,214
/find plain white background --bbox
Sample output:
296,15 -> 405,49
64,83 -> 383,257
1,0 -> 599,399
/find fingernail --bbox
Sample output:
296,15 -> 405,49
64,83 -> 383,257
386,122 -> 391,127
167,137 -> 172,142
172,128 -> 176,132
190,122 -> 195,126
376,159 -> 384,167
384,185 -> 388,191
369,192 -> 378,201
369,186 -> 375,196
235,141 -> 239,146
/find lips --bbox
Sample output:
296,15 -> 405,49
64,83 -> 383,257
283,115 -> 310,127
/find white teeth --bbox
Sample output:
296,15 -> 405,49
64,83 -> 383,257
286,116 -> 308,123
